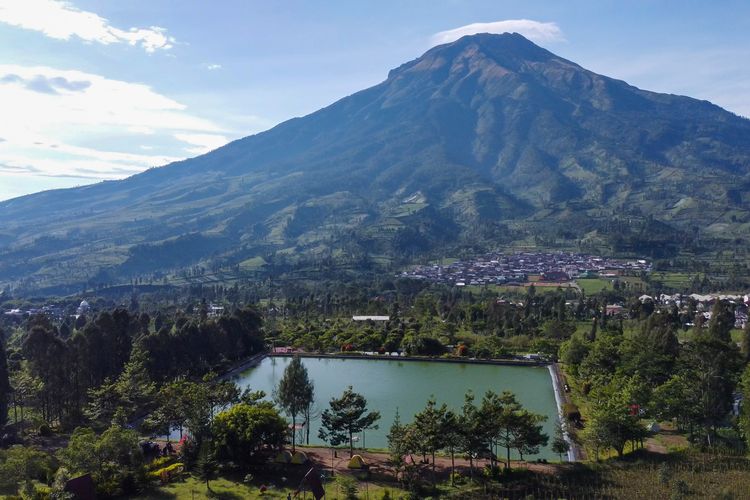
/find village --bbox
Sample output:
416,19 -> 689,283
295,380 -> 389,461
401,251 -> 652,286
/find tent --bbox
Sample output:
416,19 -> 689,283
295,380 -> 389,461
291,450 -> 309,464
347,454 -> 366,469
274,450 -> 293,464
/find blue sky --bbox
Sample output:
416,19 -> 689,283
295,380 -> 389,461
1,0 -> 749,201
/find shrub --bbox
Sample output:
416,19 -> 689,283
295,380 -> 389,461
147,462 -> 185,483
146,455 -> 177,472
563,403 -> 581,423
658,463 -> 672,485
335,474 -> 359,500
671,479 -> 689,499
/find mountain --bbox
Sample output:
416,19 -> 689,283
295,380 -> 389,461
2,33 -> 750,293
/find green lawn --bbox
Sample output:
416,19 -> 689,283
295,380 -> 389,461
677,328 -> 744,345
576,278 -> 613,294
650,272 -> 698,290
142,474 -> 405,499
462,283 -> 570,295
731,328 -> 744,344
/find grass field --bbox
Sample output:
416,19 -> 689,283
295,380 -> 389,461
462,283 -> 575,295
143,474 -> 405,500
576,278 -> 613,294
650,272 -> 698,291
677,328 -> 744,344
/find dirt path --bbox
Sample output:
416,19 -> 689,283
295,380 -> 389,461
296,446 -> 561,479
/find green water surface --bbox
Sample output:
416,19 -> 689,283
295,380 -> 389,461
230,356 -> 560,460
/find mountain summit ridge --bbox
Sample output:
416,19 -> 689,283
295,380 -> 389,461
2,33 -> 750,292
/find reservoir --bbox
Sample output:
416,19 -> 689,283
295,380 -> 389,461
231,356 -> 560,460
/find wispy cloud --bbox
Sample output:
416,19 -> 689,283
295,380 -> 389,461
431,19 -> 564,46
0,64 -> 228,182
205,63 -> 222,71
0,73 -> 91,94
0,0 -> 176,52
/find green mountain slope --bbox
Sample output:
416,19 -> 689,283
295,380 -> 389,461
1,33 -> 749,292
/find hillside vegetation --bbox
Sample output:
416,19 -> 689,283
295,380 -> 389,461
2,33 -> 750,293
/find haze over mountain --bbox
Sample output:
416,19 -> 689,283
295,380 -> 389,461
2,33 -> 750,293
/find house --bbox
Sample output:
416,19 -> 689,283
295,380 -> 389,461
606,304 -> 625,316
208,305 -> 224,318
76,300 -> 91,316
541,271 -> 569,282
352,315 -> 390,321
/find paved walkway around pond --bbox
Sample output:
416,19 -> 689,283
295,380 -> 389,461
268,351 -> 549,367
549,362 -> 584,462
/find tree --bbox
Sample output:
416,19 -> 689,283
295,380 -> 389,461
386,408 -> 408,483
481,390 -> 541,470
620,315 -> 679,386
276,356 -> 314,452
457,391 -> 485,479
58,425 -> 145,496
148,380 -> 191,439
149,377 -> 239,446
195,442 -> 218,492
708,300 -> 734,343
551,420 -> 570,462
0,328 -> 10,429
319,386 -> 380,457
512,410 -> 549,461
480,390 -> 549,468
114,345 -> 156,418
212,403 -> 287,466
9,365 -> 43,432
0,445 -> 54,491
559,334 -> 589,376
22,325 -> 68,423
741,321 -> 750,363
650,374 -> 698,432
679,332 -> 742,445
441,409 -> 461,485
738,364 -> 750,450
584,384 -> 645,458
411,396 -> 447,483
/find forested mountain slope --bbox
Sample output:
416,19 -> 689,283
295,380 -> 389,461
2,33 -> 749,292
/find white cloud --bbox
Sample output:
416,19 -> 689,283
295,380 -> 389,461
0,0 -> 176,52
431,19 -> 564,46
0,64 -> 228,181
174,133 -> 229,154
206,64 -> 222,71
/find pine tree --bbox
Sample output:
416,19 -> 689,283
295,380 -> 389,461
551,420 -> 570,462
276,356 -> 314,452
386,408 -> 407,483
319,386 -> 380,457
195,442 -> 218,492
708,299 -> 734,343
741,321 -> 750,363
0,328 -> 10,429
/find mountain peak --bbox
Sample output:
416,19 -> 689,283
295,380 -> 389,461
388,32 -> 558,80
